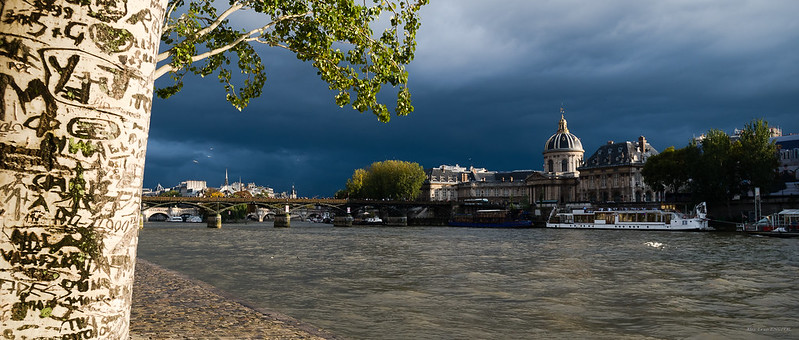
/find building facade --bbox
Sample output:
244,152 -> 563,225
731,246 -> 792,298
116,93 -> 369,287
577,136 -> 658,203
179,180 -> 207,197
774,135 -> 799,182
420,110 -> 667,206
421,165 -> 530,204
423,164 -> 468,201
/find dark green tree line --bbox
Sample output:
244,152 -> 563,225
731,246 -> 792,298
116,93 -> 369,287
642,119 -> 779,206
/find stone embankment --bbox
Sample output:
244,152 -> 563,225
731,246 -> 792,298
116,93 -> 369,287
130,259 -> 335,339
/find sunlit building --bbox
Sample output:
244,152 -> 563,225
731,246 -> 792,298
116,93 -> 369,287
577,136 -> 658,202
179,180 -> 207,197
773,134 -> 799,195
421,165 -> 531,204
526,112 -> 583,204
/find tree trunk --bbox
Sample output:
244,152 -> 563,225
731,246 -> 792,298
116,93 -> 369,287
1,0 -> 166,338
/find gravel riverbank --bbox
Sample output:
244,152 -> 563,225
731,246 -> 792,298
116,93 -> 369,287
130,259 -> 335,339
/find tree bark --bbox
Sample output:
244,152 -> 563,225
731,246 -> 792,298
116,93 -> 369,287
1,0 -> 166,338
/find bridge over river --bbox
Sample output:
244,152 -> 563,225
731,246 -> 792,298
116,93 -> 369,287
141,197 -> 454,227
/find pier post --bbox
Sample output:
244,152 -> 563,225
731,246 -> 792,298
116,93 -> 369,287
333,215 -> 354,227
384,216 -> 408,226
208,213 -> 222,228
274,213 -> 291,228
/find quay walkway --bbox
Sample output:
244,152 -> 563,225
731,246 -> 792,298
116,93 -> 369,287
130,259 -> 335,339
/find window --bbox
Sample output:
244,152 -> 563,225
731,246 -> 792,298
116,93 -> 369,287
561,159 -> 568,172
548,159 -> 554,173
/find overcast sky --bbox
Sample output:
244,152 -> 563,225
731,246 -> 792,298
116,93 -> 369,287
143,0 -> 799,197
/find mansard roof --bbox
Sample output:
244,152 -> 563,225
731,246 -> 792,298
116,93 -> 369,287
774,135 -> 799,150
580,140 -> 658,170
494,170 -> 537,182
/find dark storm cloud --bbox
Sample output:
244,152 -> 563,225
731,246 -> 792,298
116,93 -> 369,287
143,0 -> 799,196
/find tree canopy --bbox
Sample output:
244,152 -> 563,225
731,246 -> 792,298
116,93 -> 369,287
343,160 -> 426,200
642,119 -> 779,205
156,0 -> 428,121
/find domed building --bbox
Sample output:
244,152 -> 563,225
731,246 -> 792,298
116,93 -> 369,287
543,114 -> 584,176
526,111 -> 584,204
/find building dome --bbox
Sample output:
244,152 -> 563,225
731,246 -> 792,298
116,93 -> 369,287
544,114 -> 583,153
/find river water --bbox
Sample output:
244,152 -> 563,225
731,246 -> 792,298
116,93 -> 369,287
137,222 -> 798,339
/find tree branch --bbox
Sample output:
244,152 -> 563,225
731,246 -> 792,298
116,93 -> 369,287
158,2 -> 246,62
163,1 -> 180,31
155,11 -> 311,80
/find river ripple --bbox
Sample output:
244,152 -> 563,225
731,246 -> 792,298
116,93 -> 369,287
137,222 -> 798,339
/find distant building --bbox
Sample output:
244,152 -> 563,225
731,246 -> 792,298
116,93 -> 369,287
179,180 -> 207,197
526,112 -> 583,204
774,134 -> 799,181
422,164 -> 467,201
577,136 -> 658,202
215,169 -> 275,197
142,183 -> 167,196
421,165 -> 530,204
772,134 -> 799,196
274,186 -> 298,199
459,169 -> 533,205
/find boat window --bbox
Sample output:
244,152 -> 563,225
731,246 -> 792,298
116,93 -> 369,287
663,214 -> 671,224
619,213 -> 634,222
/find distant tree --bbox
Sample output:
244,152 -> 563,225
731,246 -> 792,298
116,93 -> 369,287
344,160 -> 426,200
643,146 -> 686,200
233,190 -> 253,198
641,119 -> 779,213
159,190 -> 182,197
334,189 -> 349,199
735,119 -> 779,194
221,204 -> 248,222
205,187 -> 221,197
694,129 -> 738,203
345,168 -> 369,198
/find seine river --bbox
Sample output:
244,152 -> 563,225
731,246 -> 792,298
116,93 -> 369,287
137,222 -> 798,339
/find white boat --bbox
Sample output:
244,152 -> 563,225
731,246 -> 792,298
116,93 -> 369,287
547,202 -> 711,231
737,209 -> 799,238
186,215 -> 203,223
168,216 -> 184,222
356,216 -> 383,225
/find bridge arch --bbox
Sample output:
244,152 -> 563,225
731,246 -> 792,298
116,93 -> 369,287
147,212 -> 169,221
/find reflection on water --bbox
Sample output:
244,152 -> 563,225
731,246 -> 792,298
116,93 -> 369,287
137,222 -> 798,339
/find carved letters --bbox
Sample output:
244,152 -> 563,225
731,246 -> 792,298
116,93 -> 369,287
0,0 -> 165,338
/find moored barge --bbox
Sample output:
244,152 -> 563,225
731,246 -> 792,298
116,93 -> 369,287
547,202 -> 711,231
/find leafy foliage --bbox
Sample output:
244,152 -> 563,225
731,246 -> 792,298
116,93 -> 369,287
344,160 -> 426,200
233,190 -> 253,198
156,0 -> 428,120
642,119 -> 779,205
158,190 -> 181,197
